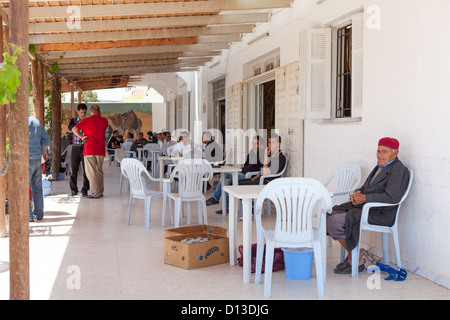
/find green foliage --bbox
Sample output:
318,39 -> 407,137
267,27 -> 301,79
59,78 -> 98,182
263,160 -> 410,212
0,44 -> 24,105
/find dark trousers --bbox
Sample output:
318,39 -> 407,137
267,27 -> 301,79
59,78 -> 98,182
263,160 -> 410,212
70,145 -> 90,193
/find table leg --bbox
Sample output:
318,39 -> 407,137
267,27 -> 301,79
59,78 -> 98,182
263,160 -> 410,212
242,198 -> 252,283
159,159 -> 165,191
229,195 -> 236,266
221,172 -> 226,215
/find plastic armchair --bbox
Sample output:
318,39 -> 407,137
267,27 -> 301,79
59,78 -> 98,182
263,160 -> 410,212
245,156 -> 289,215
120,158 -> 172,228
143,143 -> 160,169
325,163 -> 361,206
254,177 -> 332,298
107,148 -> 117,166
324,163 -> 361,259
115,148 -> 129,193
62,145 -> 73,176
121,141 -> 136,158
350,169 -> 413,277
163,158 -> 213,228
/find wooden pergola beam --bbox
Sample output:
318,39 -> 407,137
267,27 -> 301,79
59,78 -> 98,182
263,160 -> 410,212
53,51 -> 222,65
59,67 -> 199,77
58,57 -> 212,71
19,0 -> 291,19
35,36 -> 198,52
45,43 -> 229,60
0,7 -> 8,26
28,13 -> 269,34
29,25 -> 252,44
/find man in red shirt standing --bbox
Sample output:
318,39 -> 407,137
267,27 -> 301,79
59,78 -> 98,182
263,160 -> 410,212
72,104 -> 109,199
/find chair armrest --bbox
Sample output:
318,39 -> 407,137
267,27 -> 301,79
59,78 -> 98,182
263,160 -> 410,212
258,172 -> 282,185
244,171 -> 259,179
332,190 -> 355,197
360,201 -> 399,224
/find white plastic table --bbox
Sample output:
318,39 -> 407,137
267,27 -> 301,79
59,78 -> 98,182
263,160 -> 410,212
223,184 -> 265,283
212,165 -> 241,215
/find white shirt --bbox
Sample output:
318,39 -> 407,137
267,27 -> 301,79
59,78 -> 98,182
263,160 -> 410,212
170,141 -> 194,157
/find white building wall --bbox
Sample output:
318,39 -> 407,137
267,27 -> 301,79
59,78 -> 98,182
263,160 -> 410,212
205,0 -> 450,287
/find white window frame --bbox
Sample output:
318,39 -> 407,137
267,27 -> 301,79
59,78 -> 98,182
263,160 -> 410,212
301,12 -> 365,122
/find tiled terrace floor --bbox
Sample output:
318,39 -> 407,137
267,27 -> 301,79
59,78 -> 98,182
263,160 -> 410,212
1,164 -> 449,300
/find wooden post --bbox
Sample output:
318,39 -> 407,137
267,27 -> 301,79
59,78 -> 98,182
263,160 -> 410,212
0,17 -> 7,238
31,59 -> 45,124
78,90 -> 83,104
8,0 -> 30,300
71,85 -> 75,118
51,76 -> 62,181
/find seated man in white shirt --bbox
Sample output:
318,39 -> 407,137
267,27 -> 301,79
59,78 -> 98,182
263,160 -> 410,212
170,131 -> 200,158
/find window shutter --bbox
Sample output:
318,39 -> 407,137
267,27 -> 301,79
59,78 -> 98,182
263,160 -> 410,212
298,31 -> 307,119
305,28 -> 331,120
352,12 -> 365,118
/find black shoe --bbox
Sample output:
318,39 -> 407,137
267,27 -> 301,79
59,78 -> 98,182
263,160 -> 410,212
206,197 -> 219,206
81,190 -> 88,197
70,190 -> 78,196
86,195 -> 101,199
215,209 -> 228,215
334,260 -> 365,274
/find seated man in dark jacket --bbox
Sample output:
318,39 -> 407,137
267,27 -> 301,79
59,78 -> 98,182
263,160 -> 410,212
206,135 -> 265,214
327,137 -> 410,275
239,133 -> 286,185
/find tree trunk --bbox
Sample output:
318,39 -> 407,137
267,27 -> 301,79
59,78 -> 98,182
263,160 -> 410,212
31,59 -> 45,125
51,76 -> 62,180
0,17 -> 7,238
8,0 -> 30,300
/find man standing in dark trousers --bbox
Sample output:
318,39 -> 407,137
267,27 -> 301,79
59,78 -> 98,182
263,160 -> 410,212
67,103 -> 89,197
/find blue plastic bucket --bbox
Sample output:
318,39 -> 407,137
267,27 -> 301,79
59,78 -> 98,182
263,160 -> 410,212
42,179 -> 51,197
282,247 -> 314,280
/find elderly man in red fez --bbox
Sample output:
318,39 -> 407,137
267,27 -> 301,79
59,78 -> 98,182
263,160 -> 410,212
327,137 -> 410,275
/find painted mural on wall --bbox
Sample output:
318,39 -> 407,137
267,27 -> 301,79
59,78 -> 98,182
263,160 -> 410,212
61,102 -> 153,139
107,110 -> 143,137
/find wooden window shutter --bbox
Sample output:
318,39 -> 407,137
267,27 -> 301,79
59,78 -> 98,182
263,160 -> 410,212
304,28 -> 332,120
351,12 -> 365,118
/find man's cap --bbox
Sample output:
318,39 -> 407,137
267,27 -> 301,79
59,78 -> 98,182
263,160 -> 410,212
378,137 -> 399,149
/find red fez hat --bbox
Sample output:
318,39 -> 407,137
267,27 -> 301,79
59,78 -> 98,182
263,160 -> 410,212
378,137 -> 399,149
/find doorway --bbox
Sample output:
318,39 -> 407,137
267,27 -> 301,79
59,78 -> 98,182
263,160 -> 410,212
255,79 -> 276,139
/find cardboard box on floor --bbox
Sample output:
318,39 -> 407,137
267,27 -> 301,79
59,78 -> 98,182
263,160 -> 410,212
164,232 -> 229,269
164,224 -> 227,238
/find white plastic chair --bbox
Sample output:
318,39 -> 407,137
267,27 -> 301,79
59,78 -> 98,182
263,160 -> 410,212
245,154 -> 289,215
121,141 -> 136,158
324,163 -> 361,260
163,158 -> 213,228
143,143 -> 160,171
115,148 -> 129,193
350,169 -> 413,277
325,163 -> 361,207
107,148 -> 116,166
120,158 -> 172,228
254,177 -> 332,298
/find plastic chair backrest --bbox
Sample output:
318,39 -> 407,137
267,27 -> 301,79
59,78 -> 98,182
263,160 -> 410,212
171,158 -> 213,199
391,169 -> 413,227
115,148 -> 127,163
121,158 -> 147,198
325,163 -> 361,206
255,177 -> 332,245
122,141 -> 133,151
